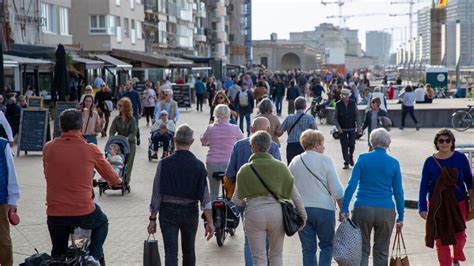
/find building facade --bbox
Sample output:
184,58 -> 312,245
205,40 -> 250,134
365,30 -> 391,66
417,6 -> 446,65
445,0 -> 474,67
70,0 -> 145,52
341,28 -> 361,57
290,23 -> 346,52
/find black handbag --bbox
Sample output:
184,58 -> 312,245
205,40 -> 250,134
249,164 -> 303,236
143,234 -> 161,266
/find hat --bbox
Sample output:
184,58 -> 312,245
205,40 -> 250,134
341,88 -> 352,96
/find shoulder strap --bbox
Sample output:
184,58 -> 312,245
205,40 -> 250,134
288,113 -> 305,134
432,155 -> 443,169
299,155 -> 331,195
249,164 -> 280,201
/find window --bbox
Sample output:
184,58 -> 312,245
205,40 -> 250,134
115,0 -> 120,5
59,7 -> 69,35
130,0 -> 135,9
123,18 -> 129,38
90,15 -> 107,34
261,57 -> 268,67
136,21 -> 143,39
41,3 -> 56,33
131,19 -> 136,44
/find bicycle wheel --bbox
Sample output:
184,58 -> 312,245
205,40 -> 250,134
451,110 -> 472,131
214,209 -> 226,246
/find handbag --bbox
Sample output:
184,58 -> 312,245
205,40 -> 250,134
143,234 -> 161,266
333,218 -> 362,266
249,164 -> 303,236
390,231 -> 410,266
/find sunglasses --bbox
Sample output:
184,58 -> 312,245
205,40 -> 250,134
437,138 -> 452,144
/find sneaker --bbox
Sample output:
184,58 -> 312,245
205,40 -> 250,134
399,127 -> 404,130
85,256 -> 100,266
343,164 -> 350,170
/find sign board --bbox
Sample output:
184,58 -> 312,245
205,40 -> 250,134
134,82 -> 146,92
171,85 -> 192,108
54,101 -> 78,138
17,109 -> 48,156
27,96 -> 43,109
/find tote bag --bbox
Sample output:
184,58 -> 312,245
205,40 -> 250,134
333,218 -> 362,266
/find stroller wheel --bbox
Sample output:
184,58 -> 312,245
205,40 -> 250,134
121,186 -> 125,196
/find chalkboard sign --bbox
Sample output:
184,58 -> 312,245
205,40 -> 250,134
17,109 -> 48,156
54,101 -> 79,138
135,82 -> 146,92
27,96 -> 43,109
172,85 -> 191,108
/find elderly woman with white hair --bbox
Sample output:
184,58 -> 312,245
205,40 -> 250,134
340,128 -> 405,266
201,104 -> 244,200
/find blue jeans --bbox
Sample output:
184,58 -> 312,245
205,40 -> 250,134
273,95 -> 282,115
152,132 -> 172,151
298,207 -> 335,266
239,112 -> 251,136
84,134 -> 97,145
47,204 -> 108,260
159,202 -> 199,266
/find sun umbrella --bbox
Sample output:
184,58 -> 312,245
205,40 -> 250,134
53,44 -> 69,101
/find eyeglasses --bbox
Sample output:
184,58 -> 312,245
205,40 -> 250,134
437,138 -> 452,144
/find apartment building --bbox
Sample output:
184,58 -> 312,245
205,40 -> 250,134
417,6 -> 446,65
70,0 -> 145,52
445,0 -> 474,66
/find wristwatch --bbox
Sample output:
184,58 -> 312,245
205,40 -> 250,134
149,216 -> 157,221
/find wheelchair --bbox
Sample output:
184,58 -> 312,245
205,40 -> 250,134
147,130 -> 175,161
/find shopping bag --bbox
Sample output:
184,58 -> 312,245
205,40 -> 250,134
143,234 -> 161,266
390,231 -> 409,266
333,218 -> 362,266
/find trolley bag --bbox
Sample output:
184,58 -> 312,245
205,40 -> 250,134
333,218 -> 362,266
143,234 -> 161,266
225,200 -> 241,229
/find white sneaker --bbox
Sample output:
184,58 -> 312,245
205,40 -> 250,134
85,255 -> 100,266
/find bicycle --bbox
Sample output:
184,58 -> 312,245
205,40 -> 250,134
308,97 -> 327,124
452,105 -> 474,132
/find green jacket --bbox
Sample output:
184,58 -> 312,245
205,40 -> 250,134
237,152 -> 294,200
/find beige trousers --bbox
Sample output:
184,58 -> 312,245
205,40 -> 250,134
0,204 -> 13,266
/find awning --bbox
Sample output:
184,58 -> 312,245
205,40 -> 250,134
72,55 -> 104,69
94,54 -> 132,69
111,49 -> 193,68
3,54 -> 53,66
6,43 -> 55,59
3,60 -> 18,68
182,54 -> 212,64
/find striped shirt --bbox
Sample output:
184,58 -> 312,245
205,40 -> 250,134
279,111 -> 317,143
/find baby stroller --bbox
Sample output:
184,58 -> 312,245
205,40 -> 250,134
96,136 -> 130,196
147,130 -> 175,161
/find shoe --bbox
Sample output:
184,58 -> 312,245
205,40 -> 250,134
146,123 -> 149,126
137,140 -> 140,146
85,256 -> 100,266
416,123 -> 421,131
151,153 -> 158,159
161,151 -> 169,158
399,127 -> 404,130
453,260 -> 460,266
350,158 -> 355,166
343,164 -> 350,170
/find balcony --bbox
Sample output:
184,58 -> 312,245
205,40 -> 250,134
194,28 -> 206,42
210,30 -> 227,42
167,2 -> 178,17
167,32 -> 177,47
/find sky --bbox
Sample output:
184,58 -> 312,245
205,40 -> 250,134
252,0 -> 435,53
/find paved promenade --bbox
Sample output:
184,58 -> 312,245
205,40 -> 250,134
10,99 -> 474,265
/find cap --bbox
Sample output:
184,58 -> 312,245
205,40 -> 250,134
341,88 -> 352,96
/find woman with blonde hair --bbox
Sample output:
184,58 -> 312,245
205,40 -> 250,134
80,94 -> 102,144
109,97 -> 137,185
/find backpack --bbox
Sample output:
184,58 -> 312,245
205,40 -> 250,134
238,90 -> 249,107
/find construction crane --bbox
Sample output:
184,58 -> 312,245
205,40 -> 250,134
390,0 -> 415,41
326,13 -> 386,28
321,0 -> 345,27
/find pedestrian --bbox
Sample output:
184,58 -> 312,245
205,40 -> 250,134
387,82 -> 395,100
43,109 -> 121,265
311,79 -> 325,101
225,117 -> 281,266
399,85 -> 421,130
286,79 -> 300,114
334,88 -> 362,169
148,124 -> 214,266
253,81 -> 266,104
5,97 -> 21,138
209,90 -> 237,124
227,78 -> 241,103
80,95 -> 103,145
142,81 -> 157,126
201,104 -> 244,200
109,97 -> 137,186
272,77 -> 285,116
121,80 -> 142,145
0,135 -> 20,266
150,110 -> 176,159
79,85 -> 94,104
194,76 -> 205,112
95,83 -> 113,137
424,83 -> 435,103
367,87 -> 387,111
232,130 -> 307,266
276,97 -> 317,165
362,97 -> 388,149
340,128 -> 404,266
418,128 -> 472,266
154,88 -> 179,123
255,98 -> 281,147
93,74 -> 105,90
18,95 -> 27,108
289,129 -> 343,266
234,83 -> 254,136
415,85 -> 427,103
206,77 -> 217,109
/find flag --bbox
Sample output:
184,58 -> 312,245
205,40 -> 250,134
437,0 -> 447,8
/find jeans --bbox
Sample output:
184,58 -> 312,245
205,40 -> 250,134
143,106 -> 155,124
401,105 -> 419,127
47,204 -> 108,260
196,93 -> 203,111
239,112 -> 251,136
288,99 -> 295,114
152,132 -> 172,151
84,135 -> 97,145
159,202 -> 199,266
352,206 -> 396,266
286,142 -> 304,165
298,207 -> 335,266
339,130 -> 356,165
0,204 -> 13,266
273,95 -> 282,115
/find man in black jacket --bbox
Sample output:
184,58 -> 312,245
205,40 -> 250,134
334,88 -> 362,169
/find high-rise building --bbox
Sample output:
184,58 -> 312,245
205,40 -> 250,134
445,0 -> 474,66
206,0 -> 228,61
228,0 -> 252,65
290,23 -> 346,52
417,6 -> 445,65
365,31 -> 391,66
341,28 -> 361,57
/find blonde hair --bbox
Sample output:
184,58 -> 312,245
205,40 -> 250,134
109,143 -> 121,154
300,129 -> 325,150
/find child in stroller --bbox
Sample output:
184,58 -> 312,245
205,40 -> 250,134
149,110 -> 176,159
107,143 -> 124,175
96,136 -> 130,195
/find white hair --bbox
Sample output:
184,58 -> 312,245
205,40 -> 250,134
166,88 -> 173,96
213,104 -> 230,122
370,128 -> 391,149
250,130 -> 272,153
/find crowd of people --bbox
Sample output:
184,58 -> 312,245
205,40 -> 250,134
0,69 -> 472,266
